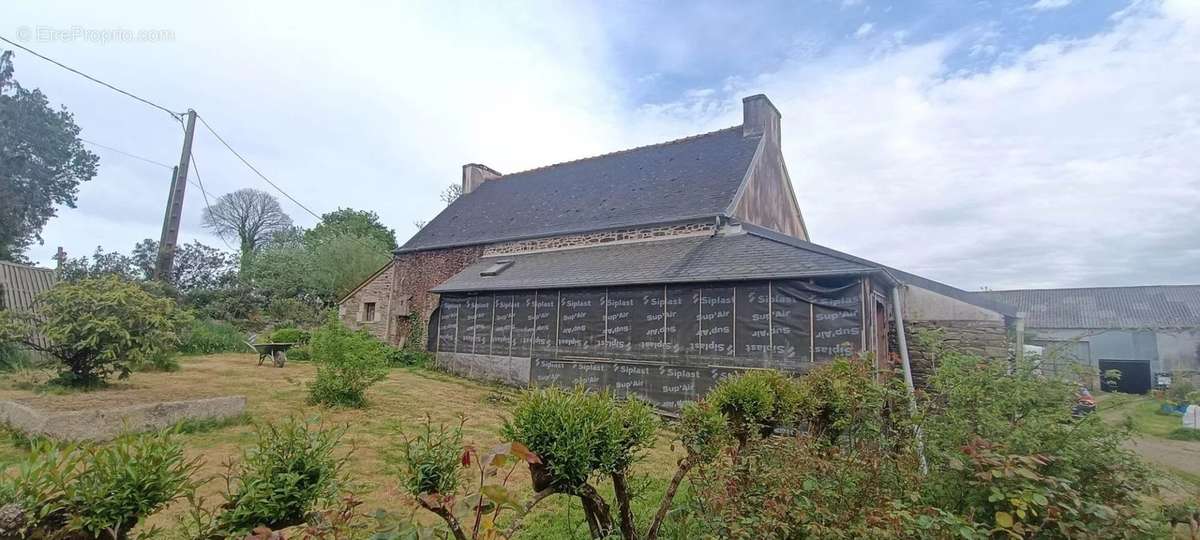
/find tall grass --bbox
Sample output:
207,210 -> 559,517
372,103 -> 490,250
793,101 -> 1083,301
177,319 -> 246,355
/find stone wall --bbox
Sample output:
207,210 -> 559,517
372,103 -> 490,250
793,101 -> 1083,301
896,319 -> 1011,387
391,245 -> 487,347
0,396 -> 246,442
437,352 -> 530,387
339,262 -> 395,343
482,220 -> 715,257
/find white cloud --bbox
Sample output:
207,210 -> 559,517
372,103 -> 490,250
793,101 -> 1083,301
741,0 -> 1200,288
1030,0 -> 1073,11
854,22 -> 875,38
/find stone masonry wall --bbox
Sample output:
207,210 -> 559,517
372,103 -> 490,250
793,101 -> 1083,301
483,221 -> 715,256
339,263 -> 395,343
391,245 -> 487,347
894,319 -> 1011,387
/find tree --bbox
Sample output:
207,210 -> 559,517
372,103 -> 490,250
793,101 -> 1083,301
440,183 -> 462,205
0,51 -> 100,261
202,188 -> 292,267
250,232 -> 389,305
132,239 -> 236,291
0,275 -> 190,386
305,208 -> 398,251
59,245 -> 140,282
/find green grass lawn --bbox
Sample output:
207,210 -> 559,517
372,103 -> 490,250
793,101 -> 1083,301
1097,391 -> 1184,438
0,354 -> 691,538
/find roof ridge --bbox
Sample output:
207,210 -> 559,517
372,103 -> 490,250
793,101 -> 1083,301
982,284 -> 1200,294
494,125 -> 747,179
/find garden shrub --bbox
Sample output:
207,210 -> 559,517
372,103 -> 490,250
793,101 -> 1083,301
307,314 -> 389,407
0,431 -> 200,539
707,369 -> 800,446
0,341 -> 33,372
385,345 -> 433,367
500,387 -> 662,539
686,356 -> 1169,539
269,327 -> 310,345
208,418 -> 346,535
287,344 -> 312,362
0,276 -> 190,386
1167,377 -> 1197,404
177,318 -> 245,355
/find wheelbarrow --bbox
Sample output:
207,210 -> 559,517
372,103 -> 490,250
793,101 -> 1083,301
246,339 -> 295,367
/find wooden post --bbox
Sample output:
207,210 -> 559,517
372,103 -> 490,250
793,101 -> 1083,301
155,109 -> 197,280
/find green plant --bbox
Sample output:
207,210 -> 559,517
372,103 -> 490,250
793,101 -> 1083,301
0,431 -> 200,539
1168,427 -> 1200,441
794,358 -> 891,444
207,418 -> 347,536
307,314 -> 390,407
0,276 -> 191,386
386,345 -> 433,367
177,318 -> 245,355
0,341 -> 34,371
707,370 -> 801,447
269,327 -> 310,345
390,416 -> 544,540
1167,377 -> 1197,404
499,387 -> 689,540
288,344 -> 312,362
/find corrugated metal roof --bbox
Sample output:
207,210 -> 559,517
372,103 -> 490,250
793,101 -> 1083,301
978,285 -> 1200,329
401,126 -> 762,252
431,225 -> 878,293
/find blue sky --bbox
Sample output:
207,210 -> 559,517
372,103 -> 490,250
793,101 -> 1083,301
1,0 -> 1197,289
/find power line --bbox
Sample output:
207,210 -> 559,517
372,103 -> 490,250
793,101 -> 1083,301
186,146 -> 238,252
0,35 -> 183,122
195,113 -> 393,258
79,137 -> 173,169
78,137 -> 206,192
194,113 -> 325,222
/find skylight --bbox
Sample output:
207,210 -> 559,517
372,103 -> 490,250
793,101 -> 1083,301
480,260 -> 514,277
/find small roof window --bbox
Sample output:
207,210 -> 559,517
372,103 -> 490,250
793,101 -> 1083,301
480,260 -> 514,277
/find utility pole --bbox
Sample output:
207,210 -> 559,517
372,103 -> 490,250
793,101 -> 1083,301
155,109 -> 197,280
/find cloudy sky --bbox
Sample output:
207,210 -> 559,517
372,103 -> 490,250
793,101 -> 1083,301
2,0 -> 1197,290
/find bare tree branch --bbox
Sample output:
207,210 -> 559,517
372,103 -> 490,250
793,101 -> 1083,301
201,188 -> 292,259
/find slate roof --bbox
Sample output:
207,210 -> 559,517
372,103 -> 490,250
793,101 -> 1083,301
400,126 -> 762,252
431,225 -> 880,293
746,226 -> 1019,318
979,285 -> 1200,329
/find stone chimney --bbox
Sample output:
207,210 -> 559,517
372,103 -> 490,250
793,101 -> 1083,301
742,94 -> 781,144
462,163 -> 501,195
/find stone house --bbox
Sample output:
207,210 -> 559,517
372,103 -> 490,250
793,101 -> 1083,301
339,94 -> 1020,409
980,285 -> 1200,393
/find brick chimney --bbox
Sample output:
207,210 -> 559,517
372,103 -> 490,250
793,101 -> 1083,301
462,163 -> 501,195
742,94 -> 781,144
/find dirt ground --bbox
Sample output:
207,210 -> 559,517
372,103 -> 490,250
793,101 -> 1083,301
0,354 -> 685,535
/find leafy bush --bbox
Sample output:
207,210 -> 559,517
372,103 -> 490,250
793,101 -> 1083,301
307,314 -> 390,407
707,370 -> 800,446
386,345 -> 432,368
208,418 -> 346,535
269,327 -> 310,345
1167,377 -> 1197,404
0,431 -> 200,538
390,416 -> 543,540
287,344 -> 312,362
178,318 -> 245,355
0,276 -> 190,386
0,341 -> 33,371
501,387 -> 662,539
392,417 -> 465,497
